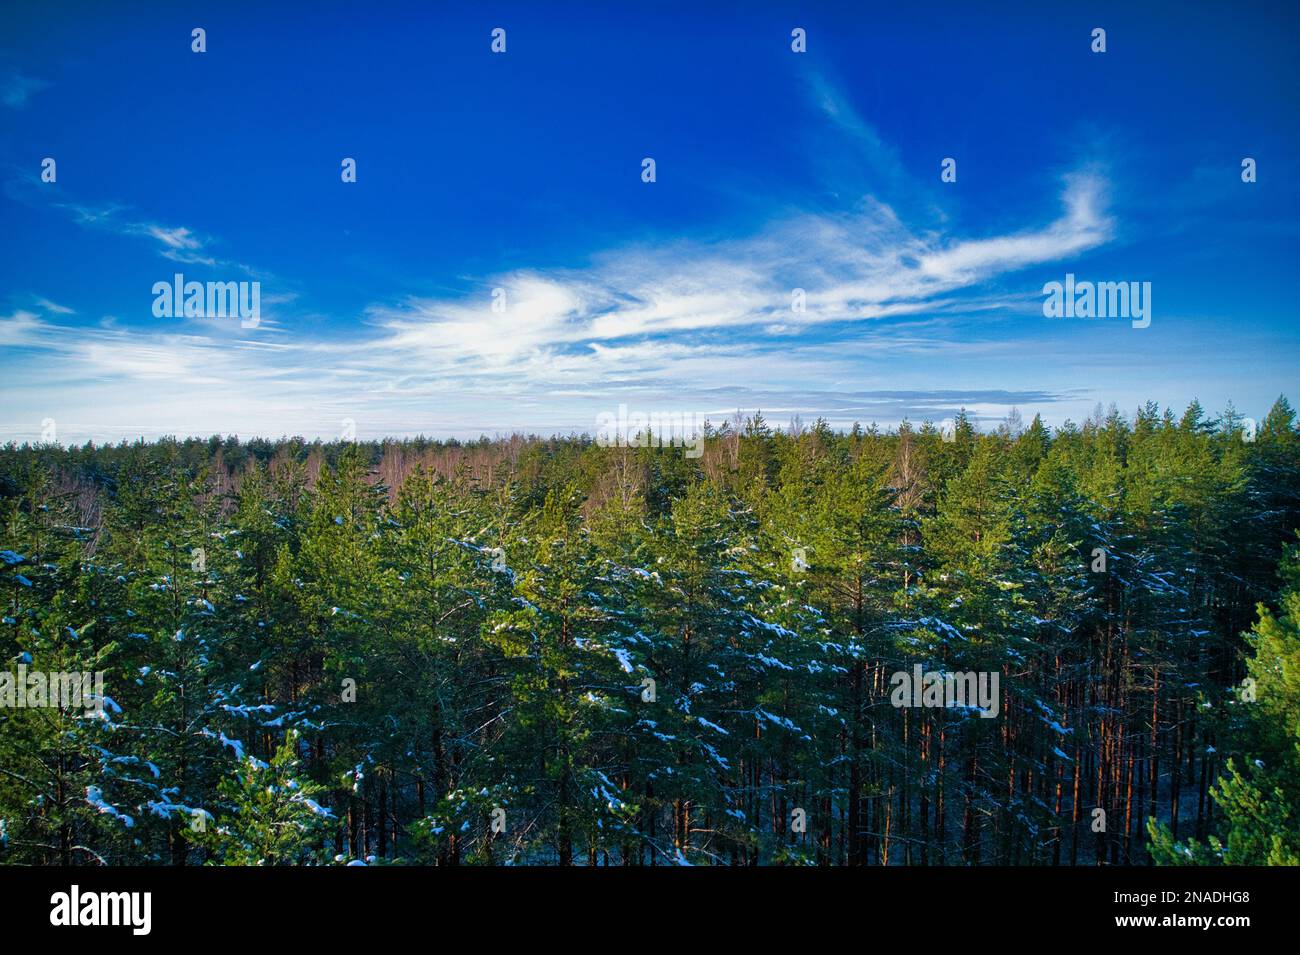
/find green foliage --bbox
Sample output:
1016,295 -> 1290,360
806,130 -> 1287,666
2,398 -> 1298,866
189,731 -> 331,865
1149,537 -> 1300,865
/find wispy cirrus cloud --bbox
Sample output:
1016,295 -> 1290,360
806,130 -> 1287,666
805,73 -> 908,189
1,71 -> 49,109
144,225 -> 202,251
3,172 -> 267,277
360,170 -> 1110,369
33,297 -> 74,315
918,172 -> 1113,283
0,164 -> 1115,443
1,299 -> 1078,443
0,63 -> 1119,444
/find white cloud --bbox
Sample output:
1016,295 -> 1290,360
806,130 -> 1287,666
145,226 -> 203,250
35,297 -> 75,315
2,164 -> 1116,442
2,72 -> 50,109
919,173 -> 1112,283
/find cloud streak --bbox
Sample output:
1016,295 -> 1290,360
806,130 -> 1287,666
3,173 -> 267,277
0,166 -> 1114,443
360,172 -> 1111,369
1,71 -> 49,109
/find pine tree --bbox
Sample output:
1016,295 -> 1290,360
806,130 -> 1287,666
1149,540 -> 1300,864
191,730 -> 333,865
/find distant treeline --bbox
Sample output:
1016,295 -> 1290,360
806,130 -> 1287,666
2,398 -> 1299,865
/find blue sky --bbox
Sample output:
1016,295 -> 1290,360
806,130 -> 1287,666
2,0 -> 1298,443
